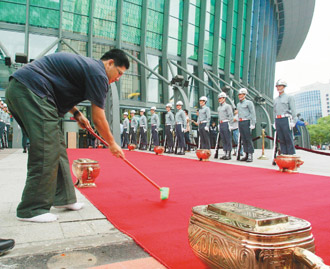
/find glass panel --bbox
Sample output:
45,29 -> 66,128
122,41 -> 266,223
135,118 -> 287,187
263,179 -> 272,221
147,9 -> 163,34
92,43 -> 114,60
31,0 -> 59,9
146,32 -> 162,50
30,7 -> 59,28
29,34 -> 58,60
148,0 -> 164,11
122,25 -> 141,45
62,12 -> 89,35
122,1 -> 142,28
169,17 -> 180,39
63,0 -> 89,16
93,19 -> 116,40
121,51 -> 140,100
61,39 -> 87,56
0,2 -> 26,24
0,30 -> 25,59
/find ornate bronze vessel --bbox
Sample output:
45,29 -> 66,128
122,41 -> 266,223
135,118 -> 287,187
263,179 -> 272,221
196,149 -> 211,161
154,146 -> 165,155
72,158 -> 100,188
188,202 -> 329,268
128,144 -> 136,151
275,155 -> 304,173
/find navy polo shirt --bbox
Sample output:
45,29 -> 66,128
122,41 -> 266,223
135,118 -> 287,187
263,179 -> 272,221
12,52 -> 109,116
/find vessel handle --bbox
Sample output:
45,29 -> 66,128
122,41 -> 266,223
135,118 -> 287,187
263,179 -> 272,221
292,247 -> 330,269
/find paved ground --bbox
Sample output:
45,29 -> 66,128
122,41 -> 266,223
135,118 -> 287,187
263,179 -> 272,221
0,147 -> 329,268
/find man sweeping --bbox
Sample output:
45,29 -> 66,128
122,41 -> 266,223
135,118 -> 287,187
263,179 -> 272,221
6,49 -> 129,222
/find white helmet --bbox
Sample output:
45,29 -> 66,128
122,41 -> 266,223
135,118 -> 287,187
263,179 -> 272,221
131,110 -> 136,114
150,106 -> 156,110
276,79 -> 287,87
218,92 -> 227,99
176,101 -> 183,106
238,88 -> 248,95
123,112 -> 128,115
166,103 -> 172,108
140,108 -> 145,112
4,104 -> 7,108
199,96 -> 207,102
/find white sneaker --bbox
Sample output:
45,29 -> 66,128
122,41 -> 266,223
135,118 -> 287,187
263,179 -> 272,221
54,202 -> 84,211
17,213 -> 58,223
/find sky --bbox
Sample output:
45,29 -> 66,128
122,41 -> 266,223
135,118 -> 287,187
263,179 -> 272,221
274,0 -> 330,95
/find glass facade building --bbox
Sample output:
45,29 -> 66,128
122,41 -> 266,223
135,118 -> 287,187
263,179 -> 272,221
0,0 -> 315,146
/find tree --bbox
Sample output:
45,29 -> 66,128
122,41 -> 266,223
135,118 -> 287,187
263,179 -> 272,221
307,116 -> 330,145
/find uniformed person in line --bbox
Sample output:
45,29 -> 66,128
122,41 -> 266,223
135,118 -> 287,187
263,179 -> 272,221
274,79 -> 297,155
198,96 -> 211,150
122,112 -> 129,148
165,103 -> 175,153
3,104 -> 11,148
217,92 -> 234,160
150,106 -> 160,147
236,88 -> 256,162
175,101 -> 186,155
130,110 -> 138,145
209,122 -> 218,149
0,100 -> 5,149
139,108 -> 148,150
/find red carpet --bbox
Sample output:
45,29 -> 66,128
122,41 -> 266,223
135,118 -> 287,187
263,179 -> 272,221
68,149 -> 330,268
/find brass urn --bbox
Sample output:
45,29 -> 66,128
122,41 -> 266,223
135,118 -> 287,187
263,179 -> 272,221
72,158 -> 100,188
188,202 -> 329,268
196,149 -> 211,161
154,146 -> 165,155
275,155 -> 304,173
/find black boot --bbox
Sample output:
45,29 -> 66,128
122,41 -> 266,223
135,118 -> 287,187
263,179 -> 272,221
246,153 -> 253,162
224,151 -> 231,160
240,153 -> 248,161
220,151 -> 227,160
178,148 -> 185,155
0,239 -> 15,256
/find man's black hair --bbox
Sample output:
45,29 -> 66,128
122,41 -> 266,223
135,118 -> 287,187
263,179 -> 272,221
101,49 -> 130,69
184,109 -> 188,113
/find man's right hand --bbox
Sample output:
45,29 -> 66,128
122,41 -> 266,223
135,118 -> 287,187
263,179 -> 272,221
109,142 -> 125,158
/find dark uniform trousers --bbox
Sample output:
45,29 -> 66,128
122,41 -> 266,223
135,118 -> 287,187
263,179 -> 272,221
139,126 -> 147,147
219,122 -> 232,151
6,78 -> 77,218
151,125 -> 159,146
175,124 -> 185,149
0,122 -> 4,149
238,120 -> 254,154
122,128 -> 129,147
130,127 -> 137,144
165,125 -> 174,148
198,122 -> 211,150
275,117 -> 295,155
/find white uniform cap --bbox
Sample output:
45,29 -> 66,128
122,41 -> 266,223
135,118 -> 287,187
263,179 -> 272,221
238,88 -> 248,95
199,96 -> 207,102
131,110 -> 136,114
166,103 -> 172,108
150,106 -> 156,110
276,79 -> 287,87
123,112 -> 128,115
4,104 -> 7,107
140,108 -> 145,112
218,92 -> 227,99
176,101 -> 183,106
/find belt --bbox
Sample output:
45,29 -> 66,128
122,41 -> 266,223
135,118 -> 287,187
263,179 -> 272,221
151,124 -> 157,126
276,114 -> 290,119
176,122 -> 183,124
220,120 -> 229,123
140,125 -> 146,127
199,121 -> 208,123
166,124 -> 172,126
239,118 -> 248,121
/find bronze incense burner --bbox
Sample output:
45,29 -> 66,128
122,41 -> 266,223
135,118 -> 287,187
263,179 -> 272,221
196,149 -> 211,161
275,155 -> 304,173
72,158 -> 100,188
188,202 -> 329,268
154,146 -> 165,155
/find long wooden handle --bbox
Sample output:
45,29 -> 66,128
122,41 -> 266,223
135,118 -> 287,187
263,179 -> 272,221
85,126 -> 161,190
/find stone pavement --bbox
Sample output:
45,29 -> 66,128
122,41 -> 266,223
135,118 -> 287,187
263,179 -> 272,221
0,147 -> 329,268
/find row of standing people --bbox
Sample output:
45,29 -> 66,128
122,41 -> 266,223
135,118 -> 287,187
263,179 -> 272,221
120,79 -> 297,162
0,98 -> 11,150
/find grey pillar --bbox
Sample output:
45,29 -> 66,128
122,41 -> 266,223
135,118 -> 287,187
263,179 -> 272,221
106,84 -> 121,145
242,0 -> 253,86
255,0 -> 266,91
87,0 -> 94,58
162,0 -> 170,103
197,0 -> 207,98
140,0 -> 148,103
24,0 -> 30,58
234,0 -> 244,82
224,0 -> 234,83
